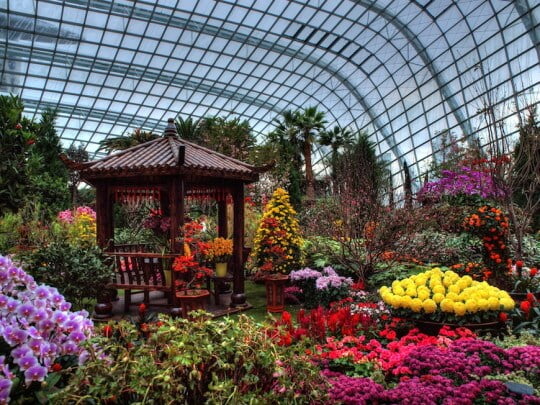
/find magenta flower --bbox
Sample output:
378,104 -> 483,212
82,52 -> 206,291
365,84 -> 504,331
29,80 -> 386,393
18,356 -> 37,371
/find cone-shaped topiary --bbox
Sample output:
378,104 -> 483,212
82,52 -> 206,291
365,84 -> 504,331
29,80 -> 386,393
251,188 -> 303,275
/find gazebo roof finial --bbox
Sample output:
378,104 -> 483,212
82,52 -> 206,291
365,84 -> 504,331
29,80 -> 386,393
164,117 -> 177,137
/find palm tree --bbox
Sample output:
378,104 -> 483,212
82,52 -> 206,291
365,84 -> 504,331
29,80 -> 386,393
175,116 -> 201,142
99,128 -> 158,152
319,125 -> 354,188
294,106 -> 327,200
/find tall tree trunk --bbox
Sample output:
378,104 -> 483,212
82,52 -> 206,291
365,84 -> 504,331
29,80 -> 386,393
303,134 -> 315,200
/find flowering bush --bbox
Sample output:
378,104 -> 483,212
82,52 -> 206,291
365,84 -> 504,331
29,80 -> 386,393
510,261 -> 539,293
205,237 -> 233,263
57,206 -> 97,247
463,205 -> 512,286
417,166 -> 506,204
0,255 -> 94,403
53,315 -> 328,403
379,267 -> 515,324
172,255 -> 213,292
290,266 -> 352,308
251,188 -> 303,275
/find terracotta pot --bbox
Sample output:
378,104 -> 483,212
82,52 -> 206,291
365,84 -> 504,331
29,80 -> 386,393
264,274 -> 289,313
414,319 -> 503,336
176,289 -> 210,318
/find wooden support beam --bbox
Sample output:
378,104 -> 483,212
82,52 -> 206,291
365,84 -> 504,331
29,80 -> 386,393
169,176 -> 185,254
231,182 -> 246,307
95,182 -> 114,250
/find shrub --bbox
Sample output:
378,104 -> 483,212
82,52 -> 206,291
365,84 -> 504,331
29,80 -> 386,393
54,314 -> 328,404
0,255 -> 93,403
20,241 -> 112,310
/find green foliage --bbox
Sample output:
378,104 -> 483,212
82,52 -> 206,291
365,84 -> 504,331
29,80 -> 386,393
400,231 -> 483,266
302,236 -> 357,278
180,116 -> 256,162
0,211 -> 23,253
99,128 -> 158,152
0,95 -> 69,218
368,263 -> 430,290
54,315 -> 328,404
20,241 -> 112,310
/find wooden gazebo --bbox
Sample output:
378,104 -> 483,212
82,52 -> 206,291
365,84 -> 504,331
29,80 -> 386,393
62,118 -> 262,313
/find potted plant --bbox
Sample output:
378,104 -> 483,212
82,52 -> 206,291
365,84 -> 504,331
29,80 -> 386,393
379,267 -> 515,335
172,254 -> 213,318
251,188 -> 303,312
206,237 -> 233,277
509,260 -> 540,301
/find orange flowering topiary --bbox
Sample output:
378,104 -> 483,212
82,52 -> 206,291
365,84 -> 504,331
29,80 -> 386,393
463,205 -> 511,285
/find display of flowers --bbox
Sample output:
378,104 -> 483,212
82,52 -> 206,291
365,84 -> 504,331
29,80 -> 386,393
205,237 -> 233,263
379,268 -> 515,324
290,267 -> 352,308
416,166 -> 506,203
57,206 -> 97,247
0,255 -> 94,403
251,188 -> 303,275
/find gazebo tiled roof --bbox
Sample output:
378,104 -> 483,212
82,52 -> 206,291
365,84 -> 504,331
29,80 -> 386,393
61,118 -> 263,182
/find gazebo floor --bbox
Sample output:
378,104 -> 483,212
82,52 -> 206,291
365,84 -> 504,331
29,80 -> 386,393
93,290 -> 252,322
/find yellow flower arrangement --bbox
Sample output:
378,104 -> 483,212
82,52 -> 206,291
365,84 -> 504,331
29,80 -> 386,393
206,237 -> 233,262
379,268 -> 514,324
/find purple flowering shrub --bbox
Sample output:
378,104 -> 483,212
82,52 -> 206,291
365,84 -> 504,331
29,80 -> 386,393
0,255 -> 93,403
290,267 -> 352,308
417,166 -> 507,204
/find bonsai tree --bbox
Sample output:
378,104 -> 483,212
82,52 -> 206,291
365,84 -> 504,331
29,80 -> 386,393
251,188 -> 303,275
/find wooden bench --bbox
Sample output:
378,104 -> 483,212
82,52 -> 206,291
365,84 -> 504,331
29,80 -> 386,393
106,252 -> 177,312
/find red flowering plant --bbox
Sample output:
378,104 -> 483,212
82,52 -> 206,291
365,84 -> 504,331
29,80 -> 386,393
509,261 -> 540,294
172,221 -> 213,294
511,293 -> 540,334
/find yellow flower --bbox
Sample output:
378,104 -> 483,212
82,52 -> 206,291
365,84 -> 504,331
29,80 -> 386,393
465,299 -> 478,313
440,298 -> 454,312
499,297 -> 515,311
432,293 -> 445,304
411,298 -> 423,312
488,297 -> 500,311
453,302 -> 467,316
422,299 -> 437,313
432,285 -> 445,295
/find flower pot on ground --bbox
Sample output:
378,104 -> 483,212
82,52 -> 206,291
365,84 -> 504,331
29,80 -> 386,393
176,289 -> 210,318
265,274 -> 289,313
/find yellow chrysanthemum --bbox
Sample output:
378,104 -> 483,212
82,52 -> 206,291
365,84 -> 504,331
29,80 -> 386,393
453,302 -> 467,316
422,299 -> 437,314
440,298 -> 454,312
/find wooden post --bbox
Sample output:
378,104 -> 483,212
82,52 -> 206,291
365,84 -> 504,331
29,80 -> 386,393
95,182 -> 113,250
169,177 -> 184,254
231,182 -> 246,307
217,200 -> 228,238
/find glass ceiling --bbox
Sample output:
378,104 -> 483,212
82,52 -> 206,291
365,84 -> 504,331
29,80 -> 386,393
1,0 -> 539,188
